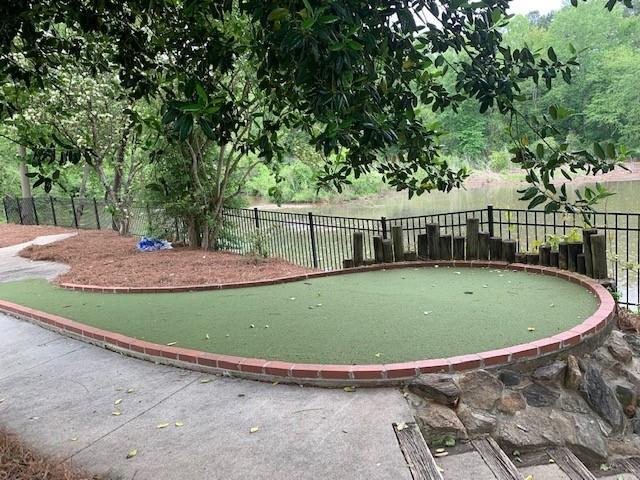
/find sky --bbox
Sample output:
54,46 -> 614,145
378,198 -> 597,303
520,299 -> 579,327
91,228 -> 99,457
508,0 -> 565,15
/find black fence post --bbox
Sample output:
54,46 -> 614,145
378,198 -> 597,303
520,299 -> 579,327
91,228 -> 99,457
31,197 -> 39,225
16,197 -> 23,224
50,197 -> 58,226
2,197 -> 9,223
70,196 -> 79,228
308,212 -> 319,269
487,205 -> 495,237
93,198 -> 101,229
253,207 -> 260,229
381,216 -> 388,239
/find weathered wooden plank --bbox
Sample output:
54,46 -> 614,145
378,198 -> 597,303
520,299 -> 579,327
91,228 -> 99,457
426,223 -> 440,260
472,436 -> 523,480
502,240 -> 517,263
547,447 -> 596,480
394,422 -> 444,480
490,236 -> 503,261
478,232 -> 490,260
453,236 -> 465,260
439,234 -> 452,260
582,228 -> 598,277
373,235 -> 385,263
617,457 -> 640,476
591,233 -> 608,279
466,218 -> 480,260
382,239 -> 394,263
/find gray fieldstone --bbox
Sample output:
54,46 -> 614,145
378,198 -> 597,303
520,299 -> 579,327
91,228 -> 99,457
409,373 -> 460,408
459,370 -> 503,411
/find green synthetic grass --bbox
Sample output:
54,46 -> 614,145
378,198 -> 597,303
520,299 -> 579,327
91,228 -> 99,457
0,267 -> 598,364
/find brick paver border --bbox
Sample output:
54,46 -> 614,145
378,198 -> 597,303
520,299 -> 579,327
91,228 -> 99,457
1,261 -> 616,386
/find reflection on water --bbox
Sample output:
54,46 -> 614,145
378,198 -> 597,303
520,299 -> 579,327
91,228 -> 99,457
275,180 -> 640,219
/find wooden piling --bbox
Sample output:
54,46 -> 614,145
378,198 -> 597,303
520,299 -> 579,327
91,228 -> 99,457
478,232 -> 490,260
526,253 -> 539,265
567,241 -> 583,272
343,259 -> 354,269
426,223 -> 440,260
550,251 -> 559,268
439,234 -> 453,260
582,228 -> 598,278
417,234 -> 428,260
489,237 -> 502,261
559,242 -> 569,270
515,252 -> 527,264
382,239 -> 394,263
577,254 -> 586,275
373,236 -> 384,264
453,236 -> 465,260
466,218 -> 480,260
352,232 -> 364,267
391,226 -> 404,262
591,233 -> 608,279
502,240 -> 517,263
404,251 -> 418,262
539,245 -> 551,267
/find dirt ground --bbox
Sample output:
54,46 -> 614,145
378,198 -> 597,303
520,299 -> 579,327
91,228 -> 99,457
0,224 -> 74,248
0,429 -> 99,480
19,230 -> 312,287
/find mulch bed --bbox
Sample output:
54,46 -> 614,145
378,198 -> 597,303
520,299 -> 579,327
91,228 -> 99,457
19,230 -> 312,288
0,224 -> 74,248
0,430 -> 99,480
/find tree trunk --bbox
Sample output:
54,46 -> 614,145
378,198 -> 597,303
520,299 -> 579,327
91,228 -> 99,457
18,146 -> 35,224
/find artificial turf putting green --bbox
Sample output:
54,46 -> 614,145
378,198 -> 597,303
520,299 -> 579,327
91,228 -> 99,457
0,267 -> 598,364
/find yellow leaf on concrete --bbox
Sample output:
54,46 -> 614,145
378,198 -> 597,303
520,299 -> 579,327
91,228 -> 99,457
112,411 -> 121,416
175,421 -> 184,427
199,378 -> 212,384
250,427 -> 259,433
126,449 -> 138,459
126,388 -> 135,394
114,399 -> 122,405
395,422 -> 408,431
343,386 -> 356,393
157,423 -> 170,429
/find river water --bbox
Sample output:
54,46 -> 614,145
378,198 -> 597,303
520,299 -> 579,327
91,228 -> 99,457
272,179 -> 640,219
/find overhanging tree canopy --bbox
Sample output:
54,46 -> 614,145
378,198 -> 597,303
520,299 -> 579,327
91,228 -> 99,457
0,0 -> 634,219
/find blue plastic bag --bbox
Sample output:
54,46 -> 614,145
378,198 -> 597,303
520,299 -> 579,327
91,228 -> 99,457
137,236 -> 173,252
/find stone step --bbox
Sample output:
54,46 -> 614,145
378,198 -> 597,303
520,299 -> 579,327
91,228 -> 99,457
600,475 -> 640,480
520,463 -> 572,480
547,447 -> 596,480
437,450 -> 498,480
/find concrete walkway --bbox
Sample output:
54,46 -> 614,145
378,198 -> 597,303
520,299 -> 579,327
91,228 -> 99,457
0,235 -> 414,480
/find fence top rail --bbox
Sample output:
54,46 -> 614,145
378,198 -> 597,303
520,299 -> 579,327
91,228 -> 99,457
493,207 -> 640,217
386,209 -> 487,222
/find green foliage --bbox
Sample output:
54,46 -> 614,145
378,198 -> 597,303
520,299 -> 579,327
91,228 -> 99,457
488,151 -> 512,173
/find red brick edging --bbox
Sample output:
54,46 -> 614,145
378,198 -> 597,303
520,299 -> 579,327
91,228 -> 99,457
1,261 -> 615,386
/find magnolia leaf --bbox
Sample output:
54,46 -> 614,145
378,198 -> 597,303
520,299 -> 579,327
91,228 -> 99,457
396,422 -> 408,431
175,421 -> 184,427
157,422 -> 170,429
126,388 -> 135,394
126,449 -> 138,459
250,426 -> 260,433
114,399 -> 123,405
528,327 -> 536,332
166,341 -> 177,346
112,411 -> 122,416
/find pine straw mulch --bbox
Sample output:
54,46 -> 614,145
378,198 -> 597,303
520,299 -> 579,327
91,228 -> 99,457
0,430 -> 99,480
19,230 -> 313,288
0,224 -> 74,248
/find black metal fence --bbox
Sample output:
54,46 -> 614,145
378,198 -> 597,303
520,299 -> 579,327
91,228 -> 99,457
3,196 -> 639,309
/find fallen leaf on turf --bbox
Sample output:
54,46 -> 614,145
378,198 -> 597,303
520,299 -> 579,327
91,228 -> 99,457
205,334 -> 210,340
249,324 -> 255,328
114,399 -> 123,405
375,353 -> 382,358
175,421 -> 184,427
157,423 -> 169,429
317,303 -> 322,307
289,297 -> 296,301
550,303 -> 555,307
166,342 -> 176,346
396,422 -> 408,431
527,327 -> 536,332
250,427 -> 259,433
423,311 -> 433,316
126,449 -> 137,459
264,325 -> 269,328
112,411 -> 121,416
343,386 -> 355,393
